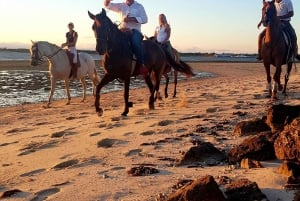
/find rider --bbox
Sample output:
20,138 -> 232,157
61,22 -> 79,78
154,14 -> 174,58
104,0 -> 148,76
257,0 -> 297,60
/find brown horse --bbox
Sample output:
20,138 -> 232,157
260,0 -> 297,100
88,9 -> 194,116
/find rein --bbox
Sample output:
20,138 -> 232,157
33,43 -> 64,65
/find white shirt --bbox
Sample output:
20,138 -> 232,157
156,26 -> 169,43
275,0 -> 294,21
106,1 -> 148,32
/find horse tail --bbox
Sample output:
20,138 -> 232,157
165,50 -> 195,77
296,54 -> 300,61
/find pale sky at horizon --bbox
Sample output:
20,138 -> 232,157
0,0 -> 299,53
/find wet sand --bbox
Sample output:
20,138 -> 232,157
1,61 -> 300,200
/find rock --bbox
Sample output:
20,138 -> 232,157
225,178 -> 268,201
240,158 -> 263,169
228,131 -> 277,164
127,166 -> 159,176
167,175 -> 226,201
266,104 -> 300,133
277,161 -> 300,177
233,118 -> 270,136
274,118 -> 300,162
176,142 -> 227,166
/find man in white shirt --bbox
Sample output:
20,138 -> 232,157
104,0 -> 148,75
257,0 -> 297,60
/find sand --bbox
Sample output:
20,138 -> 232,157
1,62 -> 300,201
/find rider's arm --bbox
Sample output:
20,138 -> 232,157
279,11 -> 294,20
104,0 -> 122,13
69,32 -> 78,47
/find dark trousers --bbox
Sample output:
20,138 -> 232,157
131,29 -> 144,65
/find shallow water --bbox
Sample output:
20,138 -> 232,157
0,69 -> 213,108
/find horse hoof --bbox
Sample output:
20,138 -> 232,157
149,104 -> 155,110
66,102 -> 70,105
121,112 -> 128,116
96,108 -> 103,117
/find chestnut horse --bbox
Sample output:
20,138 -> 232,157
88,9 -> 194,116
260,0 -> 298,100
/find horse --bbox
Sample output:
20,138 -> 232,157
30,41 -> 100,107
156,47 -> 188,99
260,0 -> 298,100
88,9 -> 194,116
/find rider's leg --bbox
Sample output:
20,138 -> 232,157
131,29 -> 147,75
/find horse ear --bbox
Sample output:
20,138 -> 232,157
88,11 -> 95,20
31,40 -> 35,45
101,8 -> 107,17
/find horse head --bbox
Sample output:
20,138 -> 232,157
30,41 -> 43,66
262,0 -> 277,27
88,9 -> 115,55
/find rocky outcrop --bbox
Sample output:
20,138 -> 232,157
167,175 -> 226,201
266,104 -> 300,133
228,131 -> 278,164
176,142 -> 227,166
233,118 -> 270,136
274,118 -> 300,163
224,178 -> 268,201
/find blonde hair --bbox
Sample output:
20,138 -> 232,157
159,14 -> 169,26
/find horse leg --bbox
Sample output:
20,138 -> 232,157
173,71 -> 178,98
283,62 -> 293,96
164,73 -> 169,99
64,80 -> 71,105
264,63 -> 272,97
47,78 -> 57,107
80,78 -> 87,102
144,74 -> 155,109
271,64 -> 282,101
122,78 -> 130,116
95,74 -> 114,116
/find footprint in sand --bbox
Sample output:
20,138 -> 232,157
97,138 -> 126,148
124,149 -> 142,157
157,120 -> 174,127
52,159 -> 79,170
30,188 -> 60,201
6,127 -> 32,135
51,129 -> 77,138
90,132 -> 101,137
18,140 -> 60,156
0,141 -> 19,147
140,130 -> 155,136
20,168 -> 46,177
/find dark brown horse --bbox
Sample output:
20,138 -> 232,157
260,0 -> 298,100
88,9 -> 194,116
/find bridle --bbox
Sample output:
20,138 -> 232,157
31,43 -> 63,65
93,20 -> 115,53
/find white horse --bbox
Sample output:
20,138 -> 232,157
30,41 -> 100,107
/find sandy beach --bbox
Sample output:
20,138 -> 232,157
1,61 -> 300,201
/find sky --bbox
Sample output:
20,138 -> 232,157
0,0 -> 299,53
